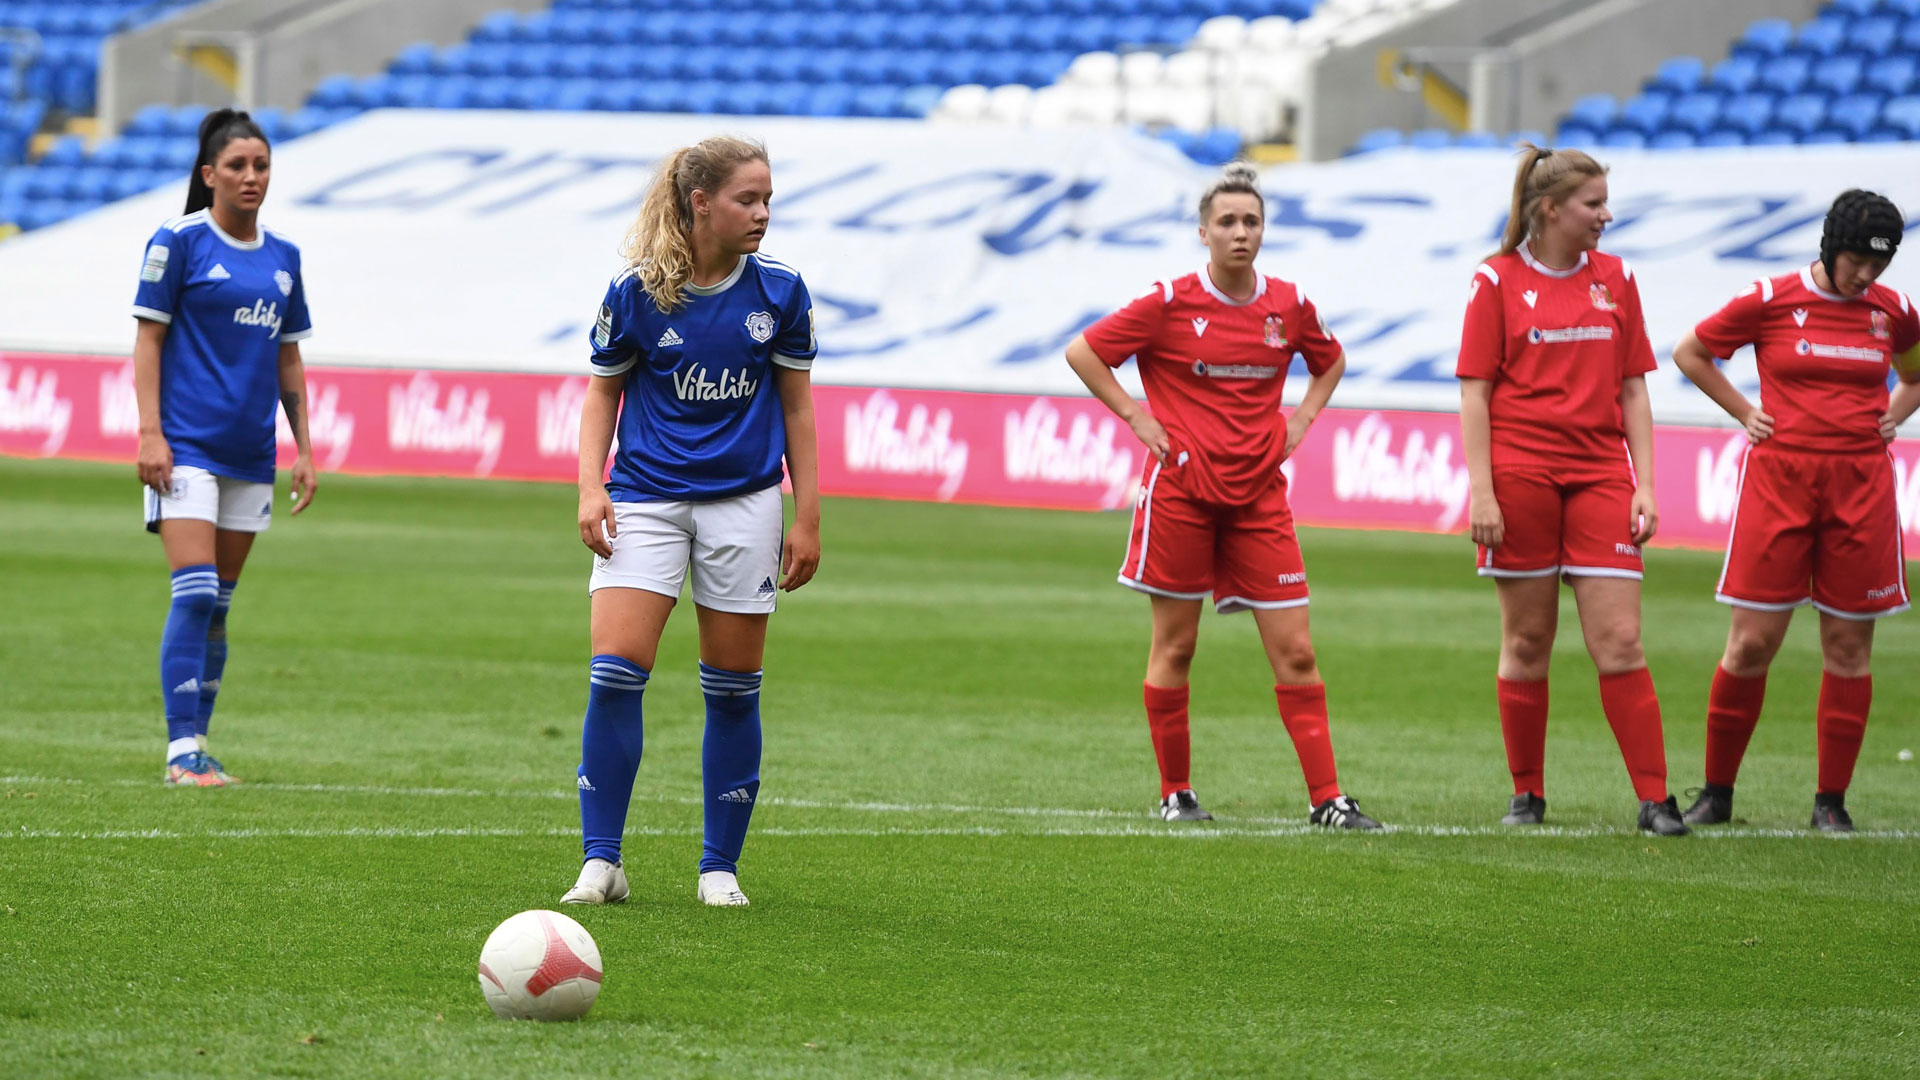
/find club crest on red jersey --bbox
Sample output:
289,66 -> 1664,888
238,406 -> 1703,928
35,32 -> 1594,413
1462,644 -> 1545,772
1589,282 -> 1618,311
1871,310 -> 1891,340
1263,315 -> 1287,349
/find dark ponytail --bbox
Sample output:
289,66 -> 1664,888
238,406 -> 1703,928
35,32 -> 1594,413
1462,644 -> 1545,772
184,108 -> 269,214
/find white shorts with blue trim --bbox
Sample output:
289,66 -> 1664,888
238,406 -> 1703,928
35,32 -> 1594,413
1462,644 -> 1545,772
143,464 -> 273,534
588,485 -> 783,614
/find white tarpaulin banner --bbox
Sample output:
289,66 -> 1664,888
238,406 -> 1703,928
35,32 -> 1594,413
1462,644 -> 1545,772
2,109 -> 1917,422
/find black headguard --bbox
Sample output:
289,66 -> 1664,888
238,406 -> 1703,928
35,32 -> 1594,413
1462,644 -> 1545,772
1820,189 -> 1903,283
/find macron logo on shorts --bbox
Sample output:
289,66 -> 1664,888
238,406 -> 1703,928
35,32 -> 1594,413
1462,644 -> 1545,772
1616,543 -> 1640,556
1868,583 -> 1900,601
1276,572 -> 1306,585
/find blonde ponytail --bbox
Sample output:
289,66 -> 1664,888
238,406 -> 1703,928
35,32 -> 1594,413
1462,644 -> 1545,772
1495,143 -> 1606,258
619,136 -> 769,313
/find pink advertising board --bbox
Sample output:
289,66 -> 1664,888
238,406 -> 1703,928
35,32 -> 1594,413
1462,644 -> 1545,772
6,352 -> 1919,555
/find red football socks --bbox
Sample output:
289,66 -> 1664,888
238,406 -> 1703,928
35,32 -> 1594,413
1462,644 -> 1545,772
1143,682 -> 1191,799
1496,677 -> 1549,796
1816,672 -> 1872,795
1703,666 -> 1768,788
1597,667 -> 1669,802
1274,682 -> 1341,806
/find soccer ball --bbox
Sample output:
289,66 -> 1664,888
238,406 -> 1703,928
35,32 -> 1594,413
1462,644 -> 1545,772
477,909 -> 603,1021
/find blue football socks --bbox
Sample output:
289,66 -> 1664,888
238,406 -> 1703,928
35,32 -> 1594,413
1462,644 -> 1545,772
195,579 -> 236,739
161,565 -> 218,760
698,663 -> 764,875
578,655 -> 648,864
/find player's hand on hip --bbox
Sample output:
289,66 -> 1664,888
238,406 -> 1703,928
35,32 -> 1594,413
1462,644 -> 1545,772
288,454 -> 318,516
780,519 -> 820,592
137,432 -> 172,495
1629,487 -> 1659,544
1128,412 -> 1171,462
1744,407 -> 1774,445
1468,490 -> 1504,549
579,489 -> 616,559
1283,411 -> 1312,460
1880,410 -> 1900,443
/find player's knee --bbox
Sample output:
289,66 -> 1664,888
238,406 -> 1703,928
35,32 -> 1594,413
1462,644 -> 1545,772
1151,632 -> 1198,673
1589,622 -> 1644,671
1819,629 -> 1872,676
1723,628 -> 1780,673
1270,632 -> 1316,681
1503,625 -> 1554,668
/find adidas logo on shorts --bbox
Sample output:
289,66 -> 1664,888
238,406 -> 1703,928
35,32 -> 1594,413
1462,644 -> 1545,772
657,327 -> 685,347
758,576 -> 776,595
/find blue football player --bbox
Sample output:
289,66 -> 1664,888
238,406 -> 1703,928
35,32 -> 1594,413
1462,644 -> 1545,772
132,108 -> 316,787
564,136 -> 821,908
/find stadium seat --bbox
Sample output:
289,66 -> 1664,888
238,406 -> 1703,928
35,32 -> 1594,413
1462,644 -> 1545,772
1771,92 -> 1831,137
1347,127 -> 1404,154
1825,0 -> 1877,15
1715,92 -> 1776,137
1564,93 -> 1615,130
1825,93 -> 1884,139
1809,55 -> 1864,96
1612,92 -> 1672,135
1664,91 -> 1722,136
1648,130 -> 1696,149
1734,19 -> 1795,59
1555,123 -> 1601,146
1758,55 -> 1813,95
1406,127 -> 1452,149
1707,56 -> 1760,93
1452,131 -> 1500,148
1647,56 -> 1705,93
1864,55 -> 1917,96
1791,17 -> 1847,58
1748,128 -> 1799,145
1880,93 -> 1920,136
1801,128 -> 1850,144
1845,16 -> 1899,57
1600,128 -> 1647,148
1698,129 -> 1748,147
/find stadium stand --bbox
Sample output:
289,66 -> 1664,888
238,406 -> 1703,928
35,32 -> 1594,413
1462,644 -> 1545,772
1346,0 -> 1920,152
0,0 -> 1328,237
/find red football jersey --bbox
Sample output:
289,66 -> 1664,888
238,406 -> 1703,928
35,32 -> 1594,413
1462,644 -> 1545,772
1693,265 -> 1920,455
1456,245 -> 1657,476
1083,267 -> 1343,505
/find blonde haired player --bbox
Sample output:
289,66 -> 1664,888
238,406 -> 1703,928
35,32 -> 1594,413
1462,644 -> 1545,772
1064,162 -> 1381,829
563,136 -> 820,908
1457,146 -> 1685,836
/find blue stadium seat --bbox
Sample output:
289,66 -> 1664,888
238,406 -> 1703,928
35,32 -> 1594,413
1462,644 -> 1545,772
1770,92 -> 1831,137
1880,94 -> 1920,136
1734,19 -> 1795,59
1860,127 -> 1907,142
1555,123 -> 1601,146
1600,129 -> 1647,148
1845,16 -> 1899,57
1749,128 -> 1799,145
1801,129 -> 1850,144
1882,0 -> 1920,17
125,103 -> 171,136
1826,0 -> 1877,16
1901,21 -> 1920,52
1864,55 -> 1917,95
1507,129 -> 1548,148
1665,91 -> 1722,135
804,84 -> 856,117
308,74 -> 356,108
1406,128 -> 1453,149
1824,93 -> 1884,138
1715,92 -> 1776,136
1809,54 -> 1864,96
389,42 -> 436,76
1791,17 -> 1847,58
1759,55 -> 1812,94
169,105 -> 208,136
1348,128 -> 1404,154
1452,131 -> 1500,148
1698,129 -> 1748,147
1564,93 -> 1616,130
1647,56 -> 1704,93
1649,130 -> 1697,149
39,135 -> 86,167
1613,91 -> 1672,134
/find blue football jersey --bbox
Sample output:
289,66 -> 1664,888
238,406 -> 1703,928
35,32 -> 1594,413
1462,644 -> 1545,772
590,253 -> 816,502
131,210 -> 312,484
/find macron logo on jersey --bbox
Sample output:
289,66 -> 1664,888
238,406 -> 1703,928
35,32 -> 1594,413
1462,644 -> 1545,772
1522,290 -> 1538,308
1793,308 -> 1809,327
657,327 -> 685,348
672,364 -> 757,402
1192,317 -> 1209,337
233,299 -> 282,335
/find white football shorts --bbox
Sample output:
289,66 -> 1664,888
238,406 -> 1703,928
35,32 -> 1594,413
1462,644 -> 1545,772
143,464 -> 273,534
588,484 -> 783,614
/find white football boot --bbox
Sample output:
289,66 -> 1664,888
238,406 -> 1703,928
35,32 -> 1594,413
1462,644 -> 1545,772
697,870 -> 750,907
560,857 -> 629,905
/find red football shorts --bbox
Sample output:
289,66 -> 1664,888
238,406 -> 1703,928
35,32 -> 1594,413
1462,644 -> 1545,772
1717,447 -> 1910,619
1118,460 -> 1308,614
1478,467 -> 1644,579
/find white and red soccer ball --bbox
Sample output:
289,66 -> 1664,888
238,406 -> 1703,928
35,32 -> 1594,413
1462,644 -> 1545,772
477,909 -> 603,1020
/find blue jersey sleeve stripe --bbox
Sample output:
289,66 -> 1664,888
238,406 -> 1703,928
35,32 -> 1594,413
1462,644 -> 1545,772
280,328 -> 313,342
592,356 -> 637,377
131,305 -> 173,323
770,352 -> 813,370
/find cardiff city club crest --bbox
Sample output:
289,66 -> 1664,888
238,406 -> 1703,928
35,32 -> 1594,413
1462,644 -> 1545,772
744,310 -> 776,343
1590,282 -> 1618,311
274,270 -> 293,296
1263,314 -> 1287,349
1871,309 -> 1891,340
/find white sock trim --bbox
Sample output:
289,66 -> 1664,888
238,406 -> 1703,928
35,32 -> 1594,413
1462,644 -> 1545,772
167,737 -> 199,763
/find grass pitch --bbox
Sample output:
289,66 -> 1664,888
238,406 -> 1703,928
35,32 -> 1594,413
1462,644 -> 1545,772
1,457 -> 1917,1079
